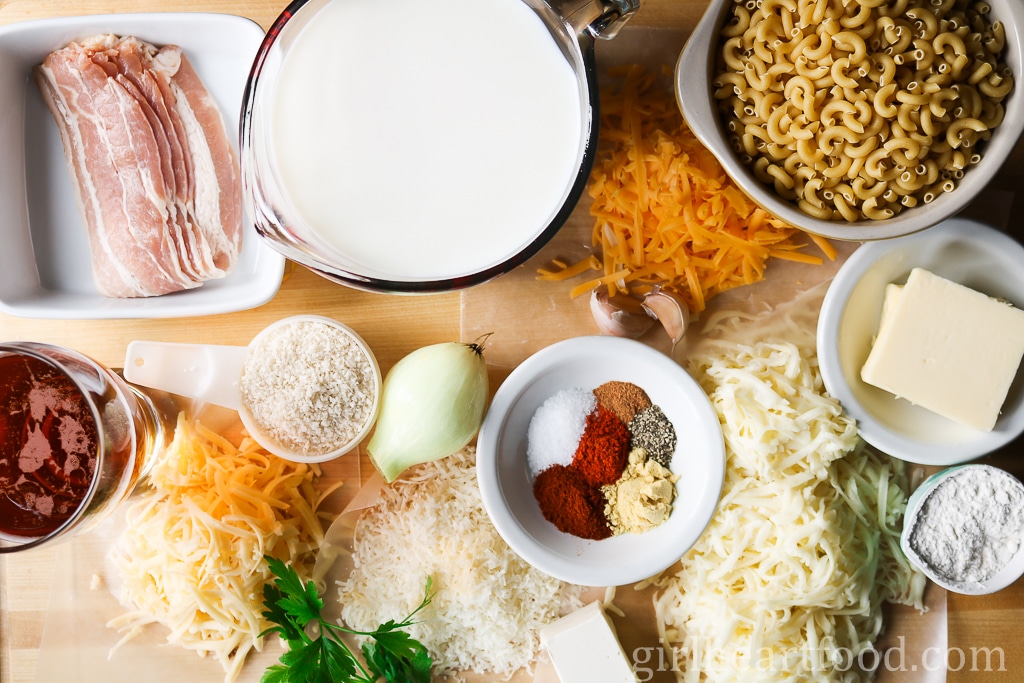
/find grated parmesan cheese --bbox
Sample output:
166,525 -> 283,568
107,414 -> 334,682
652,335 -> 924,682
337,448 -> 583,677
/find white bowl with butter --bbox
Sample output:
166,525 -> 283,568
818,218 -> 1024,465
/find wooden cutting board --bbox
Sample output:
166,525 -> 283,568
32,71 -> 986,683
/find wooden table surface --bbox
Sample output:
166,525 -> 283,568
2,0 -> 1024,681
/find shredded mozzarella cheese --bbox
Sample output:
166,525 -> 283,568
337,448 -> 583,677
653,337 -> 924,682
107,415 -> 332,682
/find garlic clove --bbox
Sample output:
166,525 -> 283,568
590,289 -> 655,339
642,288 -> 689,347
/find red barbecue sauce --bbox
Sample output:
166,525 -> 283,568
0,353 -> 98,538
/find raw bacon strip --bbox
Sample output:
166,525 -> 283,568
34,35 -> 242,298
107,43 -> 198,282
38,45 -> 186,296
163,51 -> 242,274
108,43 -> 202,283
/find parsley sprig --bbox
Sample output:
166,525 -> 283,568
260,556 -> 434,683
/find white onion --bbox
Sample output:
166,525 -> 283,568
367,340 -> 489,482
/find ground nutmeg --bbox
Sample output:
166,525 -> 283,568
593,380 -> 651,424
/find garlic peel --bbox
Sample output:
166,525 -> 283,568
642,289 -> 689,347
590,289 -> 655,339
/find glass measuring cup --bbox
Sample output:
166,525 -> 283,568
240,0 -> 638,293
123,315 -> 381,464
0,342 -> 172,553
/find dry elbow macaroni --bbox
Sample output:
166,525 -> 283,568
713,0 -> 1014,221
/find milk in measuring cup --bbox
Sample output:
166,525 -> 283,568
270,0 -> 584,280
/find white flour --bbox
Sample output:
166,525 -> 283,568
908,465 -> 1024,584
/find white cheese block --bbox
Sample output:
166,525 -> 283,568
860,267 -> 1024,431
540,601 -> 638,683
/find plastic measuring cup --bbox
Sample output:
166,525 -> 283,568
124,315 -> 380,463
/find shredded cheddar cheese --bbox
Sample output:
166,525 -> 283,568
107,415 -> 336,682
541,64 -> 830,312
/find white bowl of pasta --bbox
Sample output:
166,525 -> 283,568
676,0 -> 1024,241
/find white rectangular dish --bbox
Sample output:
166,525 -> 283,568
0,13 -> 285,319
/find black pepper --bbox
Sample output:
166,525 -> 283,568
629,405 -> 677,467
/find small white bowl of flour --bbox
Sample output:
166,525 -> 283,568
901,464 -> 1024,595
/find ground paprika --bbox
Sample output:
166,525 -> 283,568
572,404 -> 630,487
532,464 -> 611,540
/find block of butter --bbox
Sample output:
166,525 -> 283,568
540,601 -> 638,683
861,267 -> 1024,431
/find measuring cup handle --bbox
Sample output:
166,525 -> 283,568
551,0 -> 639,40
123,341 -> 250,412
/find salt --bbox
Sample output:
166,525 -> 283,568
908,465 -> 1024,585
527,388 -> 596,476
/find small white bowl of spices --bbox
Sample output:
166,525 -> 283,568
477,335 -> 725,587
125,315 -> 381,463
900,464 -> 1024,595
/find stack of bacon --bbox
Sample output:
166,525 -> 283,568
35,35 -> 242,298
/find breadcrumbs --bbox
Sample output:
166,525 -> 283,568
240,320 -> 376,456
